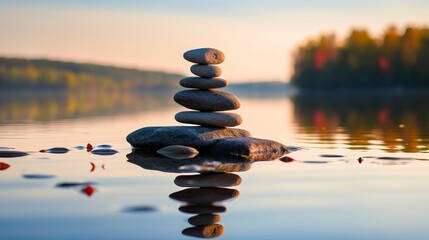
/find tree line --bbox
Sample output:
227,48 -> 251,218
0,58 -> 183,91
291,25 -> 429,88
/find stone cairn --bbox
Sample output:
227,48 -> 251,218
174,48 -> 242,128
127,48 -> 288,160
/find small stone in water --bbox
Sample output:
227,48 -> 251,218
0,150 -> 29,158
46,147 -> 69,154
91,149 -> 118,155
157,145 -> 199,159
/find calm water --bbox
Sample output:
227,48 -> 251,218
1,89 -> 429,240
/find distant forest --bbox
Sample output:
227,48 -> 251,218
0,58 -> 184,91
291,26 -> 429,88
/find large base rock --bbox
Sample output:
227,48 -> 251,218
210,137 -> 288,160
126,126 -> 251,149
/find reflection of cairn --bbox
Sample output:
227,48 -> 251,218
170,173 -> 242,238
174,48 -> 242,128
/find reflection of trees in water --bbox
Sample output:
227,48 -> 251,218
0,90 -> 175,123
292,91 -> 429,152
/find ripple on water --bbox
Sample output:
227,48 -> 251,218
55,182 -> 97,188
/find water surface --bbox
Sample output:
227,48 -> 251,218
1,90 -> 428,239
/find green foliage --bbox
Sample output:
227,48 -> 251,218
291,25 -> 429,88
0,58 -> 184,90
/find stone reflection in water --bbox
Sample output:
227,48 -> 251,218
171,172 -> 241,239
127,151 -> 281,238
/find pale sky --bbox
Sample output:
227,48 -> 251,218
0,0 -> 428,82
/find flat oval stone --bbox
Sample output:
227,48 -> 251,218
179,204 -> 226,214
182,224 -> 224,238
127,126 -> 251,149
175,111 -> 242,127
183,48 -> 225,64
174,90 -> 240,111
180,77 -> 227,89
174,173 -> 242,187
190,65 -> 222,78
169,187 -> 240,204
0,150 -> 28,158
188,214 -> 221,226
157,145 -> 199,159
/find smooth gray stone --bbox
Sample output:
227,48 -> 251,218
174,173 -> 242,187
180,77 -> 227,89
183,48 -> 225,64
190,64 -> 222,78
169,187 -> 239,204
127,152 -> 252,173
174,90 -> 240,111
175,111 -> 242,127
210,137 -> 288,160
157,145 -> 199,159
127,126 -> 250,149
188,214 -> 221,226
182,224 -> 224,238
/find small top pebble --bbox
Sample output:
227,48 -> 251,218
183,48 -> 225,65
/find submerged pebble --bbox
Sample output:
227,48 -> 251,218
74,146 -> 85,150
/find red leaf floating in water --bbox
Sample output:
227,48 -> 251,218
39,149 -> 46,153
358,157 -> 363,164
86,143 -> 93,152
279,156 -> 294,163
90,162 -> 96,172
0,162 -> 10,171
81,185 -> 96,197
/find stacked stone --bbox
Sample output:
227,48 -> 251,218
174,48 -> 242,128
